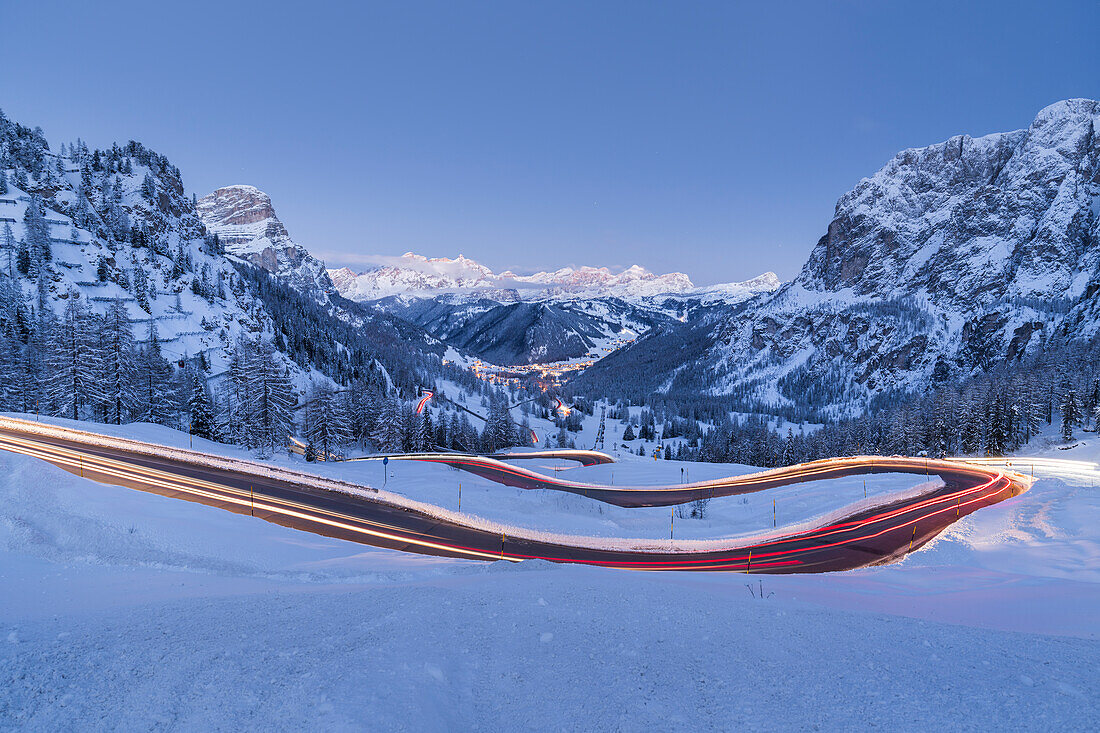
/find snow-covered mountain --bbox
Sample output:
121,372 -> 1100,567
196,185 -> 334,302
327,252 -> 778,365
0,131 -> 260,380
328,252 -> 768,302
0,110 -> 447,417
575,99 -> 1100,416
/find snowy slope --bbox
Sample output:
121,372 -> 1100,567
1,419 -> 1097,729
0,169 -> 278,381
0,111 -> 459,416
579,99 -> 1100,416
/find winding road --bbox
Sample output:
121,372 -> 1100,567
0,416 -> 1031,573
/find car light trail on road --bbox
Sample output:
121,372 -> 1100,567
0,416 -> 1032,573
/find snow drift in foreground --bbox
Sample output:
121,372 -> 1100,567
1,421 -> 1098,729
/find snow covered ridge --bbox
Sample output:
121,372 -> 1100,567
582,98 -> 1100,417
0,122 -> 307,385
196,185 -> 335,303
328,251 -> 779,303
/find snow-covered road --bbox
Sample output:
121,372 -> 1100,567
0,416 -> 1030,572
1,418 -> 1097,729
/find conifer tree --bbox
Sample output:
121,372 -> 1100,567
304,381 -> 352,458
22,194 -> 51,273
186,366 -> 217,440
98,299 -> 138,424
1,223 -> 16,278
217,340 -> 251,444
246,338 -> 295,455
46,293 -> 103,420
371,397 -> 403,452
416,407 -> 433,451
1061,387 -> 1080,442
135,322 -> 177,426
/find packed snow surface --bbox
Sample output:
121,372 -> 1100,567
1,420 -> 1098,729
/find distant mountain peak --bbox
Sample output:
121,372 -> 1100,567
324,251 -> 768,302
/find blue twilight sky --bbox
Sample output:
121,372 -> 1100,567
1,1 -> 1097,285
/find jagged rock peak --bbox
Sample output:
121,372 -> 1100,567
196,184 -> 279,228
197,185 -> 334,301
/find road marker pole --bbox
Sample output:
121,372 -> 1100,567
746,550 -> 752,573
670,506 -> 674,540
458,482 -> 461,511
250,485 -> 254,517
773,499 -> 776,528
909,525 -> 916,553
501,533 -> 505,560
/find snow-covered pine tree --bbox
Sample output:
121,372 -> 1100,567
22,194 -> 51,275
140,173 -> 156,201
132,262 -> 150,312
556,423 -> 572,449
186,366 -> 217,440
344,381 -> 376,446
371,397 -> 403,453
244,338 -> 295,455
97,299 -> 140,424
400,402 -> 419,452
0,223 -> 15,278
304,381 -> 352,458
216,338 -> 251,444
481,399 -> 516,452
416,407 -> 433,451
446,412 -> 463,450
434,410 -> 448,448
134,322 -> 178,426
1060,387 -> 1080,442
46,293 -> 103,420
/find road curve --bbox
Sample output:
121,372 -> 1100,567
374,451 -> 999,508
0,417 -> 1031,573
351,449 -> 615,468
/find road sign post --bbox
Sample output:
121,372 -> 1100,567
382,456 -> 389,488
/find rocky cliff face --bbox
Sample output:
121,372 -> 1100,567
799,98 -> 1098,304
196,185 -> 334,302
575,99 -> 1100,417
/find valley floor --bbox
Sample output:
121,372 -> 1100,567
1,420 -> 1098,730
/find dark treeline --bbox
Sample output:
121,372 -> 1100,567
0,267 -> 535,459
236,265 -> 438,394
673,341 -> 1100,467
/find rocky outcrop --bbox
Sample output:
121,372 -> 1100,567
576,99 -> 1100,416
196,185 -> 335,302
